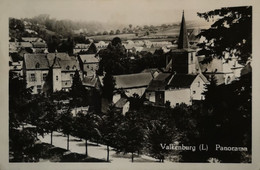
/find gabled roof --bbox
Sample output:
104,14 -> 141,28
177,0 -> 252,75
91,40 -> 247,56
113,73 -> 153,89
141,68 -> 160,75
20,42 -> 33,48
115,97 -> 128,108
79,54 -> 99,63
75,43 -> 90,49
168,74 -> 197,88
24,54 -> 49,70
47,53 -> 71,61
32,42 -> 47,48
147,73 -> 173,91
47,53 -> 80,71
82,76 -> 98,87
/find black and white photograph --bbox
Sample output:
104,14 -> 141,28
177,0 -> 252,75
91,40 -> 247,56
0,0 -> 260,169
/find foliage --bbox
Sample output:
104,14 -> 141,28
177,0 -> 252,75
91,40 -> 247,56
117,111 -> 146,162
101,72 -> 116,102
146,119 -> 174,162
9,72 -> 32,128
73,111 -> 101,156
70,70 -> 89,107
197,6 -> 252,64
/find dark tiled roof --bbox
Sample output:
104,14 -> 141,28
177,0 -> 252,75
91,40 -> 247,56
168,74 -> 197,88
113,73 -> 153,89
24,54 -> 49,70
146,73 -> 173,91
10,53 -> 23,62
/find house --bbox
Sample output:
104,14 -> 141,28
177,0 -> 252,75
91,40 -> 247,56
23,53 -> 81,94
199,55 -> 244,85
73,43 -> 90,54
82,76 -> 100,90
111,72 -> 154,103
146,73 -> 173,103
94,41 -> 108,51
100,72 -> 153,113
141,68 -> 161,78
145,11 -> 209,107
78,54 -> 99,77
114,97 -> 130,115
46,53 -> 81,91
146,73 -> 209,107
23,54 -> 49,94
9,53 -> 23,76
21,37 -> 45,43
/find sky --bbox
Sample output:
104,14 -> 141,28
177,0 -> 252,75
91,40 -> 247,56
2,0 -> 253,26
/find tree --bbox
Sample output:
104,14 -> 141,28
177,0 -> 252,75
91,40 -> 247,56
102,72 -> 115,102
197,6 -> 252,64
74,111 -> 101,156
59,108 -> 74,150
109,30 -> 114,35
117,111 -> 145,162
147,119 -> 174,162
129,24 -> 133,29
101,106 -> 124,162
41,98 -> 58,145
9,72 -> 32,128
98,37 -> 127,75
116,29 -> 120,35
86,43 -> 97,54
70,70 -> 88,109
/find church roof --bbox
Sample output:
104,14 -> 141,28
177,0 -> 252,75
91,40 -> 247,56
168,74 -> 197,88
177,11 -> 189,49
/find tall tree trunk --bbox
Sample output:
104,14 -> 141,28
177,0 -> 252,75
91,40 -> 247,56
85,139 -> 88,157
67,134 -> 69,150
107,145 -> 109,162
131,152 -> 134,162
50,131 -> 53,145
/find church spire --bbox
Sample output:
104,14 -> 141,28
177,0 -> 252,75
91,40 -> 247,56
177,10 -> 189,49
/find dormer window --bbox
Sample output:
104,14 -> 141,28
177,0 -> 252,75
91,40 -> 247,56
35,63 -> 40,68
72,65 -> 76,69
66,66 -> 70,70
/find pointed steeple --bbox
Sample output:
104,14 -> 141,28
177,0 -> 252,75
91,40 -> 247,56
177,10 -> 189,49
52,52 -> 61,68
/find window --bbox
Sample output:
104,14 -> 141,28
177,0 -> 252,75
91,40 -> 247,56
193,91 -> 196,94
198,81 -> 200,87
66,66 -> 70,70
30,73 -> 36,82
70,74 -> 73,78
56,76 -> 58,81
191,53 -> 193,62
35,63 -> 40,68
43,73 -> 47,81
37,85 -> 41,93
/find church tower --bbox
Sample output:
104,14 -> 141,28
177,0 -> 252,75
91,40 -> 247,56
170,11 -> 200,74
52,53 -> 62,92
